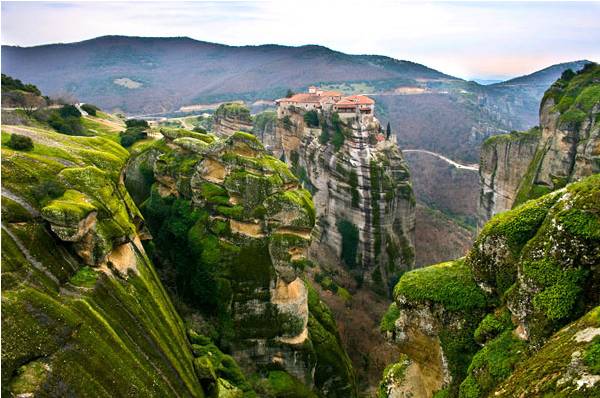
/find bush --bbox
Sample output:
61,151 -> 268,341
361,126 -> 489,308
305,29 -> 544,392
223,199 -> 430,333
80,103 -> 99,116
1,73 -> 41,95
303,110 -> 319,127
337,219 -> 359,268
125,119 -> 149,129
59,104 -> 82,118
120,127 -> 147,147
48,111 -> 84,136
7,133 -> 33,151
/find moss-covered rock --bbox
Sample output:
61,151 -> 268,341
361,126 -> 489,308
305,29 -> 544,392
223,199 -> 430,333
1,123 -> 204,397
129,130 -> 356,396
494,306 -> 600,397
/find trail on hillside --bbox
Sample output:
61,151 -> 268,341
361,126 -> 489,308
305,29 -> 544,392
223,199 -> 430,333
402,149 -> 479,171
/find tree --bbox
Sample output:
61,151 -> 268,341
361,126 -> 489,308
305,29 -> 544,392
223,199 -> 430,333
81,103 -> 99,116
125,119 -> 149,128
303,110 -> 319,127
285,89 -> 295,98
560,69 -> 576,81
386,122 -> 391,140
59,105 -> 82,118
8,133 -> 34,151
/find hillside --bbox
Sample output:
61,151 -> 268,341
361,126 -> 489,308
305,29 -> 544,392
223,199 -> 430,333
2,36 -> 589,163
1,36 -> 451,115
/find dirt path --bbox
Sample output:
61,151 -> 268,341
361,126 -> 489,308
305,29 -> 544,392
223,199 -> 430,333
402,149 -> 479,171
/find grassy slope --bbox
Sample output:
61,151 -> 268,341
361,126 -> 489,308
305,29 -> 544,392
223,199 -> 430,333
1,116 -> 203,396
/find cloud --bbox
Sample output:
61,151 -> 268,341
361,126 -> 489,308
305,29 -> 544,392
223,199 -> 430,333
2,1 -> 599,79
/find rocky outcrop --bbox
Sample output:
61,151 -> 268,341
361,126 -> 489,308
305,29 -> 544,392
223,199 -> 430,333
380,173 -> 600,397
126,129 -> 356,396
478,63 -> 600,225
1,126 -> 203,396
213,102 -> 253,137
271,108 -> 416,293
477,128 -> 540,227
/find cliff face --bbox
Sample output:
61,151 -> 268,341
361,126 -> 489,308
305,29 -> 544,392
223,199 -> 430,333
126,128 -> 356,396
380,174 -> 600,397
272,109 -> 416,293
478,63 -> 600,225
477,129 -> 540,226
1,127 -> 203,396
213,102 -> 254,137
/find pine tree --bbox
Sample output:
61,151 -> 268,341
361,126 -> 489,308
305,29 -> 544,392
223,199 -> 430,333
386,122 -> 391,139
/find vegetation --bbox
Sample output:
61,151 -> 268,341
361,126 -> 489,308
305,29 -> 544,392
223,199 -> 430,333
1,73 -> 41,95
7,134 -> 34,151
303,110 -> 319,127
543,62 -> 599,125
379,302 -> 400,333
80,103 -> 99,116
394,260 -> 487,312
337,219 -> 359,268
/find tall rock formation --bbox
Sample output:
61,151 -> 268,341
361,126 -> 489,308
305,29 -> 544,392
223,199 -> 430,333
125,128 -> 356,396
1,126 -> 203,396
477,128 -> 541,226
478,62 -> 600,225
213,102 -> 254,137
271,107 -> 416,293
380,174 -> 600,397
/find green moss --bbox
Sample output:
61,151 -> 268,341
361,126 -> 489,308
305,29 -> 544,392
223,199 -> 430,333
305,281 -> 356,396
460,331 -> 528,397
377,355 -> 410,398
337,219 -> 359,269
41,189 -> 96,225
481,194 -> 558,256
380,302 -> 400,333
394,260 -> 487,312
482,127 -> 541,150
494,306 -> 600,396
69,266 -> 99,288
522,258 -> 587,321
474,308 -> 513,344
583,335 -> 600,374
264,371 -> 316,397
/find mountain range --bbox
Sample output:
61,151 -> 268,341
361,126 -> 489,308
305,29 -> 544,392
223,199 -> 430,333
1,36 -> 591,161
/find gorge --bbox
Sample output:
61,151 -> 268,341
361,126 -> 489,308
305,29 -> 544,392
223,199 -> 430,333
1,55 -> 599,398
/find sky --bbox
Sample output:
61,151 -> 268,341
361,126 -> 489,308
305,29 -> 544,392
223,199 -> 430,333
2,1 -> 600,80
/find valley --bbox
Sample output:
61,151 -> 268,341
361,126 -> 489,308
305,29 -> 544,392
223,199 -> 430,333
1,35 -> 599,398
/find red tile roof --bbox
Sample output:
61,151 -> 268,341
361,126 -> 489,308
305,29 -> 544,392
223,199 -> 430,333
335,95 -> 375,106
276,93 -> 322,103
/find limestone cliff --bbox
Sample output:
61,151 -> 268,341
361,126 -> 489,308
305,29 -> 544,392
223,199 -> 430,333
1,126 -> 203,396
126,128 -> 356,396
380,174 -> 600,397
213,102 -> 253,138
477,128 -> 541,227
478,63 -> 600,225
271,108 -> 415,293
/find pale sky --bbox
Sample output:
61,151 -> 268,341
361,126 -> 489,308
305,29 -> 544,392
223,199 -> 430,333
2,1 -> 599,80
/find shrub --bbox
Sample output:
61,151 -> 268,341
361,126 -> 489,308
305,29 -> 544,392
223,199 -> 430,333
303,110 -> 319,127
80,103 -> 99,116
1,73 -> 41,95
7,133 -> 33,151
48,111 -> 84,135
59,104 -> 82,118
120,127 -> 147,148
337,219 -> 359,268
125,119 -> 149,129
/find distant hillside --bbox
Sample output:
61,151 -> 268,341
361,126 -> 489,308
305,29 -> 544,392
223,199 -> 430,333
493,60 -> 591,87
1,36 -> 591,161
1,36 -> 452,114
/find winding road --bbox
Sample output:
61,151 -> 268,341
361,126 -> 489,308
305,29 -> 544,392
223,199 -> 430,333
402,149 -> 479,171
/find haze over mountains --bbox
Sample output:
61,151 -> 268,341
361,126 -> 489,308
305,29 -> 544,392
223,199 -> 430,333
1,35 -> 590,161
